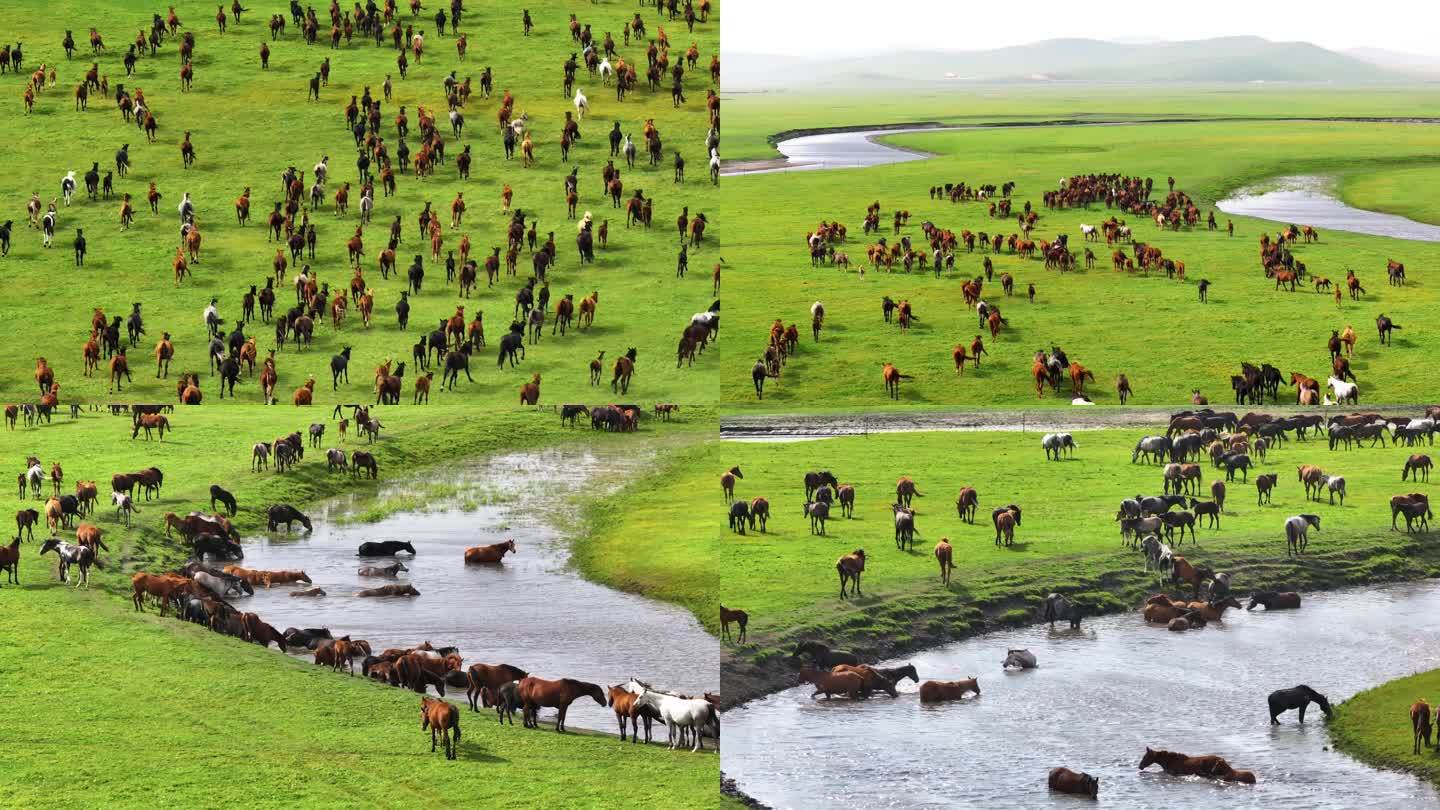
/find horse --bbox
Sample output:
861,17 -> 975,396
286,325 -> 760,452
1415,700 -> 1434,754
1404,454 -> 1433,482
517,676 -> 606,733
893,505 -> 918,551
625,680 -> 714,751
1042,433 -> 1076,461
357,540 -> 415,556
464,539 -> 516,564
795,667 -> 863,700
1285,514 -> 1321,555
1268,685 -> 1332,725
720,466 -> 741,501
1040,593 -> 1082,629
934,539 -> 953,585
39,538 -> 98,587
1048,768 -> 1098,798
465,663 -> 529,712
837,549 -> 865,599
357,562 -> 408,578
1139,748 -> 1255,783
720,606 -> 748,643
421,696 -> 461,760
918,678 -> 980,702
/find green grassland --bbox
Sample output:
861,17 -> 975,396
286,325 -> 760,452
1342,165 -> 1440,226
718,428 -> 1440,700
580,434 -> 721,632
0,0 -> 719,409
1333,668 -> 1440,790
724,86 -> 1440,162
0,582 -> 715,808
721,119 -> 1440,412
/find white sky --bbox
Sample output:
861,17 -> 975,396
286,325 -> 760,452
723,0 -> 1440,57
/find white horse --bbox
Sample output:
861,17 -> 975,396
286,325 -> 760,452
624,680 -> 713,752
41,210 -> 56,247
510,111 -> 528,137
577,210 -> 592,234
359,191 -> 373,223
1325,475 -> 1346,505
1327,376 -> 1358,405
61,171 -> 77,206
598,58 -> 613,84
26,463 -> 44,497
810,300 -> 824,320
177,192 -> 194,223
1080,224 -> 1097,241
449,108 -> 464,137
709,148 -> 720,184
111,491 -> 139,527
622,134 -> 636,167
573,88 -> 589,120
313,156 -> 329,184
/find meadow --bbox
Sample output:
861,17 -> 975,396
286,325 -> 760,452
717,427 -> 1440,701
1332,668 -> 1440,790
723,86 -> 1440,162
0,0 -> 719,410
720,119 -> 1440,412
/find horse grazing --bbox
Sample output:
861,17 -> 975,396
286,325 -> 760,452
421,696 -> 461,760
1403,454 -> 1433,483
918,678 -> 980,702
1415,700 -> 1434,754
1268,685 -> 1332,725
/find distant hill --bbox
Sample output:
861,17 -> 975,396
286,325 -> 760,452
728,37 -> 1419,90
1345,47 -> 1440,76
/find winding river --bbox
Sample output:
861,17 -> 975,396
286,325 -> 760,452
724,581 -> 1440,808
729,123 -> 1440,242
234,446 -> 718,735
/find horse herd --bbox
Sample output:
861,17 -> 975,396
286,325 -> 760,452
763,170 -> 1419,406
10,1 -> 717,413
781,639 -> 1318,795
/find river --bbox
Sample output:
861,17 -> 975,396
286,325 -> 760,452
233,446 -> 718,736
730,124 -> 1440,243
723,580 -> 1440,808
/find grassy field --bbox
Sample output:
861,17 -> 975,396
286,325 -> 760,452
0,583 -> 716,808
580,435 -> 721,633
1332,668 -> 1440,789
0,0 -> 719,409
718,427 -> 1440,700
723,86 -> 1440,162
1342,165 -> 1440,226
721,119 -> 1440,412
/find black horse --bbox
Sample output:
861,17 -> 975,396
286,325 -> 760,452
1268,685 -> 1332,725
792,640 -> 861,669
497,323 -> 525,368
357,540 -> 416,556
727,500 -> 749,534
209,484 -> 237,516
804,471 -> 839,500
192,534 -> 243,560
266,503 -> 312,532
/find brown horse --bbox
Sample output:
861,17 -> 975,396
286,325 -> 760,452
517,676 -> 606,732
1414,700 -> 1433,754
720,465 -> 741,502
464,539 -> 516,564
934,538 -> 953,585
465,663 -> 529,712
607,685 -> 658,743
798,666 -> 863,699
1139,748 -> 1255,783
1048,768 -> 1099,797
421,696 -> 461,760
919,678 -> 980,702
882,362 -> 911,399
519,373 -> 541,405
955,487 -> 979,523
895,476 -> 923,507
720,605 -> 749,643
1404,454 -> 1433,483
837,549 -> 865,599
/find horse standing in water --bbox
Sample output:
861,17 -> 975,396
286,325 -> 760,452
1267,685 -> 1332,725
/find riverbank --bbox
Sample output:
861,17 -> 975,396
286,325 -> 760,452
718,427 -> 1440,707
1333,668 -> 1440,789
0,582 -> 715,807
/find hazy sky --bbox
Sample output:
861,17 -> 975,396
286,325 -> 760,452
724,1 -> 1440,57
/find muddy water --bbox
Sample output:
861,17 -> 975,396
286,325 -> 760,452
235,447 -> 717,735
1218,175 -> 1440,242
724,581 -> 1440,808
